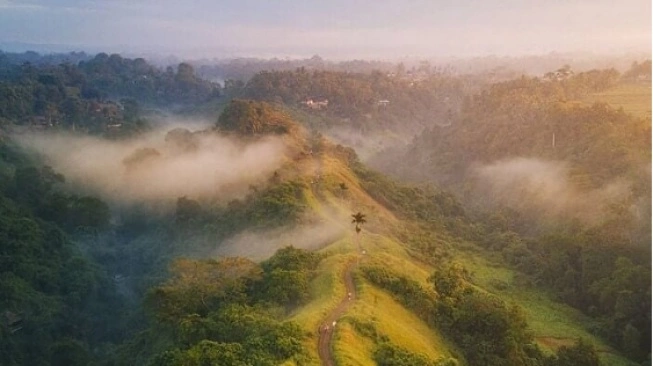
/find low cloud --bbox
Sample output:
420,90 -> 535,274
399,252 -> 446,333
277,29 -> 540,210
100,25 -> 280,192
472,157 -> 631,226
215,218 -> 347,261
323,126 -> 409,161
14,123 -> 288,207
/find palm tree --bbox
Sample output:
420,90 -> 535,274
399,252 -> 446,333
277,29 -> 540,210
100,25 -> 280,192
351,212 -> 366,232
351,212 -> 366,251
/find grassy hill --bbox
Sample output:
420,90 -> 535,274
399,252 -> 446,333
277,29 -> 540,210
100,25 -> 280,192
292,204 -> 633,366
2,98 -> 645,365
137,100 -> 644,365
234,125 -> 638,365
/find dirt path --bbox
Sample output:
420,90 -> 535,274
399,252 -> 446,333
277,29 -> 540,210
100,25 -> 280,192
318,258 -> 358,366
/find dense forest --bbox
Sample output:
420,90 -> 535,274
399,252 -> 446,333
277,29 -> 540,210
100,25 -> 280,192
369,61 -> 652,362
0,51 -> 649,365
0,51 -> 221,135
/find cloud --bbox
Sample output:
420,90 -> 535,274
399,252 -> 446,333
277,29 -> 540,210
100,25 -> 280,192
13,122 -> 289,208
472,157 -> 632,226
215,217 -> 347,260
0,0 -> 46,11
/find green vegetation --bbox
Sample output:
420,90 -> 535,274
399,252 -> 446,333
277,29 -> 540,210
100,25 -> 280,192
0,158 -> 127,365
583,83 -> 652,119
0,52 -> 220,135
0,52 -> 649,365
381,83 -> 649,190
242,68 -> 469,139
370,62 -> 651,363
217,99 -> 298,136
121,247 -> 319,365
360,261 -> 610,366
373,342 -> 444,366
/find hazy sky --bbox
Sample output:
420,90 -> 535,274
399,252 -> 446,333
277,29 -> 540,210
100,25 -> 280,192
0,0 -> 650,58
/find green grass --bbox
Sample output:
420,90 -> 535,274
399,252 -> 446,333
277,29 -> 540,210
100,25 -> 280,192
582,82 -> 652,119
290,230 -> 453,365
286,148 -> 640,365
360,232 -> 434,285
455,250 -> 638,365
339,282 -> 453,362
334,232 -> 454,363
333,322 -> 376,366
288,237 -> 356,364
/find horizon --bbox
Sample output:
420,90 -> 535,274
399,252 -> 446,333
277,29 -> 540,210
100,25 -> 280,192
0,41 -> 650,65
0,0 -> 650,61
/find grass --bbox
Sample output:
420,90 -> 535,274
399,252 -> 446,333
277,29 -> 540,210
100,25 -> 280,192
582,82 -> 652,119
288,237 -> 356,364
286,148 -> 640,365
288,222 -> 639,365
359,232 -> 434,285
454,250 -> 638,366
333,322 -> 376,366
338,282 -> 453,362
290,229 -> 453,365
320,155 -> 399,224
335,231 -> 454,363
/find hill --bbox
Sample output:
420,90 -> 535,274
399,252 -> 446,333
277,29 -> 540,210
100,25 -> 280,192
365,69 -> 651,364
90,101 -> 642,365
0,58 -> 649,365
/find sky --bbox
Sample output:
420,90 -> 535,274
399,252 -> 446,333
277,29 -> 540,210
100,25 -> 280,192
0,0 -> 650,59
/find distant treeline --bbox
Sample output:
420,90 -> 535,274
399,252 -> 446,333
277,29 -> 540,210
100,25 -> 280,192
0,52 -> 221,134
0,50 -> 93,67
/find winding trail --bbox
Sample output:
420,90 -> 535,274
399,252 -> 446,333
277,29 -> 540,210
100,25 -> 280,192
317,258 -> 358,366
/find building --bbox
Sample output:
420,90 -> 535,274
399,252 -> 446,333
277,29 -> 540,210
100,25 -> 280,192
301,98 -> 329,110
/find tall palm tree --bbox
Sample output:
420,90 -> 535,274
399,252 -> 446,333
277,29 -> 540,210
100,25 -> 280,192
351,212 -> 366,251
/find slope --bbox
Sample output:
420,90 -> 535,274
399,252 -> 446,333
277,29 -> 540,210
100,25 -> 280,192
277,133 -> 637,365
210,100 -> 640,365
25,99 -> 639,365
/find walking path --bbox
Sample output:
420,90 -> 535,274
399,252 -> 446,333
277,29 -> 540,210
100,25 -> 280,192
317,258 -> 358,366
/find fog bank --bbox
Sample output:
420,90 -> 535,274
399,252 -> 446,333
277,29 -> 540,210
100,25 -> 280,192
472,157 -> 632,226
215,219 -> 347,261
14,125 -> 288,206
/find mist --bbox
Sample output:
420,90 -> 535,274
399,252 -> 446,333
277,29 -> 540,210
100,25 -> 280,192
323,126 -> 410,161
14,123 -> 288,208
472,158 -> 633,226
215,218 -> 347,261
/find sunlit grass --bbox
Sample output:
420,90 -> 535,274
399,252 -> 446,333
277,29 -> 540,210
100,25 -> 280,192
332,232 -> 454,363
332,322 -> 376,366
288,236 -> 355,364
289,151 -> 639,365
582,82 -> 652,119
339,281 -> 453,361
361,232 -> 434,285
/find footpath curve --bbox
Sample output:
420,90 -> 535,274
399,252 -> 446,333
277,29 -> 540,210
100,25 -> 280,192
317,258 -> 358,366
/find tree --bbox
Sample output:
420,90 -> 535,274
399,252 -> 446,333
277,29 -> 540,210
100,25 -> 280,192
175,196 -> 202,225
351,212 -> 367,233
49,339 -> 91,366
175,62 -> 196,84
60,96 -> 83,128
351,211 -> 367,251
216,99 -> 295,136
546,339 -> 600,366
67,195 -> 110,231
